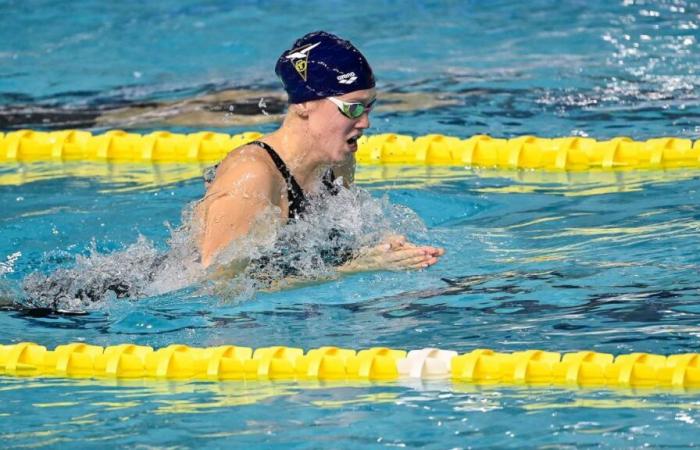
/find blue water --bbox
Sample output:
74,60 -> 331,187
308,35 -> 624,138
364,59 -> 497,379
2,0 -> 700,448
2,0 -> 698,138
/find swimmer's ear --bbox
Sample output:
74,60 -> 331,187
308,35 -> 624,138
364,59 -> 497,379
291,101 -> 312,118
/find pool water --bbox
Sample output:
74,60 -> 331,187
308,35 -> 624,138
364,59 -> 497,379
2,0 -> 700,448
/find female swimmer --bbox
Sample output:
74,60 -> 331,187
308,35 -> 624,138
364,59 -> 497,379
196,31 -> 444,273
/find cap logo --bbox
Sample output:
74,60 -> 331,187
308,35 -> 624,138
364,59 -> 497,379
337,72 -> 357,85
284,42 -> 320,81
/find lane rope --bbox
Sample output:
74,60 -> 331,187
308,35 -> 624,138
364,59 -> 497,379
1,129 -> 699,170
1,342 -> 699,389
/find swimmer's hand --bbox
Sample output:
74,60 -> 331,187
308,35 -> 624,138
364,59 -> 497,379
338,235 -> 444,274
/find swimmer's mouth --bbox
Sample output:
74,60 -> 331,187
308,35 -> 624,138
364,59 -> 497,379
347,134 -> 362,145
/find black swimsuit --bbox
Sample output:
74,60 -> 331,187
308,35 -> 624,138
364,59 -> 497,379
244,140 -> 354,274
251,140 -> 339,219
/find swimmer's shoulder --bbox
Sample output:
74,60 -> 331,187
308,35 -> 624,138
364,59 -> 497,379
207,143 -> 282,196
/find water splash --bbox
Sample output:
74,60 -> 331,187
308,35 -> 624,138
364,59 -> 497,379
21,236 -> 164,312
19,205 -> 203,313
15,182 -> 428,310
204,182 -> 428,301
0,252 -> 21,277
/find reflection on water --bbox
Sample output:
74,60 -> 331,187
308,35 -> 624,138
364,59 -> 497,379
2,375 -> 700,448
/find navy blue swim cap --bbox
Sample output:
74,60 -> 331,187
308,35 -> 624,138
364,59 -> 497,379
275,31 -> 375,104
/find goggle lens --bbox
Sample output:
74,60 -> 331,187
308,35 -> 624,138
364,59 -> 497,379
346,99 -> 375,118
330,97 -> 376,119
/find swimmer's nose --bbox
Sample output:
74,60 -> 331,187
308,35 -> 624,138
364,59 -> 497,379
356,111 -> 370,129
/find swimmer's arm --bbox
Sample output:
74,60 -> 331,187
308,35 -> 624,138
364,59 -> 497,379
199,160 -> 277,267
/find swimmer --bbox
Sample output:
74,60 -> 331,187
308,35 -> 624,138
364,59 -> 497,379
10,31 -> 443,313
197,31 -> 444,273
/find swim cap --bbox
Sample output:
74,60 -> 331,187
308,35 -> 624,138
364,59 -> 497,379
275,31 -> 375,104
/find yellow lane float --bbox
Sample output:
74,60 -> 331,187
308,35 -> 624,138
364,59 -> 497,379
1,129 -> 699,170
2,342 -> 700,390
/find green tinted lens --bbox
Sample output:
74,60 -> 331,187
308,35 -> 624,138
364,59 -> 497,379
332,97 -> 376,119
346,103 -> 365,119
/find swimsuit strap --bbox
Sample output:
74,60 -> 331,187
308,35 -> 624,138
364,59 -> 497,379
322,168 -> 339,195
251,140 -> 308,219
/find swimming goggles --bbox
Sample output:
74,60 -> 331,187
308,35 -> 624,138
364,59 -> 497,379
327,96 -> 376,119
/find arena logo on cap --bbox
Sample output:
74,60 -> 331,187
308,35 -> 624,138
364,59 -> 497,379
284,42 -> 320,81
337,72 -> 358,85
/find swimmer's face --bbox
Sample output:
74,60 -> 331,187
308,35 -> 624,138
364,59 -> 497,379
307,88 -> 375,163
